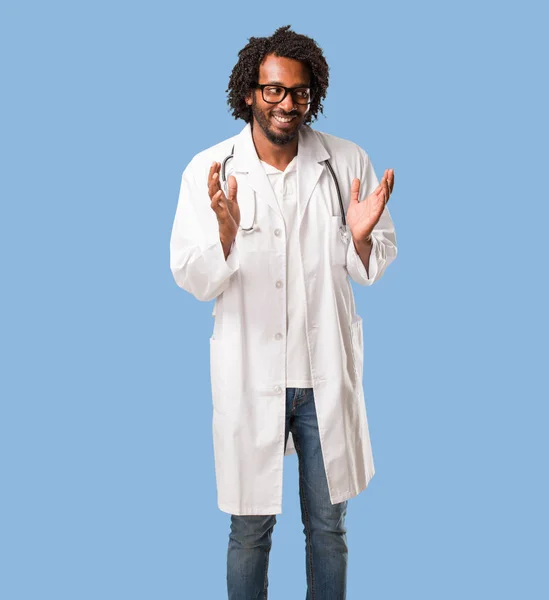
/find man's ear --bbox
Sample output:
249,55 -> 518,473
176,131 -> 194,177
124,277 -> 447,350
245,91 -> 253,106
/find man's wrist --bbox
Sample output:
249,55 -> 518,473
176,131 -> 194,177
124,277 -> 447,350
352,233 -> 373,253
352,234 -> 373,276
221,237 -> 235,260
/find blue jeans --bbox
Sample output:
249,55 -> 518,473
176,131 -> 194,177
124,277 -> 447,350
227,388 -> 348,599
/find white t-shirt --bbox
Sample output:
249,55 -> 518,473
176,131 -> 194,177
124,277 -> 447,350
260,157 -> 313,388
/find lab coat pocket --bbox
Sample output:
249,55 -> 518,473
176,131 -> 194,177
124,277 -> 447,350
350,316 -> 364,388
329,216 -> 348,266
209,337 -> 228,414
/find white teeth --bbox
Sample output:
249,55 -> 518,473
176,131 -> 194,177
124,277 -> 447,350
273,115 -> 294,123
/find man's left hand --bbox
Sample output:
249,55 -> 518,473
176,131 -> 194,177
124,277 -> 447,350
346,169 -> 394,245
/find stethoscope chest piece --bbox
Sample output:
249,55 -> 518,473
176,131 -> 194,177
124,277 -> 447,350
339,224 -> 351,242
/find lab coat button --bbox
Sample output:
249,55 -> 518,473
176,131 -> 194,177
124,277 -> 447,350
274,228 -> 282,237
273,385 -> 282,394
275,280 -> 283,288
275,333 -> 283,340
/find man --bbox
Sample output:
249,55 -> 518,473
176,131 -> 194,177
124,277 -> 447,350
170,25 -> 397,600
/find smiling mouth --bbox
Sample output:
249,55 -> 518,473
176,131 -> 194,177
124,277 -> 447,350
272,114 -> 297,124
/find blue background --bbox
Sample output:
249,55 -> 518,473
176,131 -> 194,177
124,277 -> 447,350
2,1 -> 547,598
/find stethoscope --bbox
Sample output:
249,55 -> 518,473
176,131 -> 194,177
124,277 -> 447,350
221,145 -> 350,241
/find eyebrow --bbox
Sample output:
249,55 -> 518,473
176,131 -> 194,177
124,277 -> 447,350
261,81 -> 310,87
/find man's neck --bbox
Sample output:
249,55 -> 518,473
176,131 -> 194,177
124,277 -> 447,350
251,121 -> 298,172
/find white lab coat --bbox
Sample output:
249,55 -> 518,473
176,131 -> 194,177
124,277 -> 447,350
170,123 -> 397,515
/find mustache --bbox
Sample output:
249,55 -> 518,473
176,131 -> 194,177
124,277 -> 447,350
272,110 -> 299,118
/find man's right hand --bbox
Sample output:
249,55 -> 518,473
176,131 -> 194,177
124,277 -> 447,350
208,162 -> 241,256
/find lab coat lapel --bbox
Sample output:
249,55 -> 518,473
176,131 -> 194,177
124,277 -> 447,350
232,124 -> 282,220
297,125 -> 330,229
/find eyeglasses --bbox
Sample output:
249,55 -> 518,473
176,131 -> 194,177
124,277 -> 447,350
253,83 -> 312,105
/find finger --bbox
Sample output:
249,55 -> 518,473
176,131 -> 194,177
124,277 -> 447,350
207,161 -> 217,182
210,189 -> 228,219
372,176 -> 388,207
207,162 -> 215,191
389,169 -> 395,194
376,186 -> 387,206
212,189 -> 237,228
212,171 -> 221,193
381,173 -> 390,204
385,169 -> 393,195
376,172 -> 388,195
227,175 -> 238,203
372,182 -> 384,200
207,162 -> 219,188
350,178 -> 360,204
208,167 -> 222,200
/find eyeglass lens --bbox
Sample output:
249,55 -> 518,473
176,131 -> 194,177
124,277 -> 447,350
262,86 -> 311,105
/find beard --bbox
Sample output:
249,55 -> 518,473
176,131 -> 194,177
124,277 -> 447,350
251,95 -> 302,146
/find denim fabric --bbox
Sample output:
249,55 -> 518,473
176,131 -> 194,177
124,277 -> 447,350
227,387 -> 348,599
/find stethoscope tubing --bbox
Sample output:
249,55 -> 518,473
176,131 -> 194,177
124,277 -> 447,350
221,145 -> 347,232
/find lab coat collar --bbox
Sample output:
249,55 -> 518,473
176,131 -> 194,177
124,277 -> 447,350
231,123 -> 281,220
295,124 -> 330,229
231,123 -> 330,224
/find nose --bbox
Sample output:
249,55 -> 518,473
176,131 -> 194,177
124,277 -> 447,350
278,91 -> 297,113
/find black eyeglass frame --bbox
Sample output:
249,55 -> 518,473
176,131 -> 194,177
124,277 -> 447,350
252,83 -> 313,105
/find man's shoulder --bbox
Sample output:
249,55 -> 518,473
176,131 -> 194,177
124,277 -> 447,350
309,127 -> 368,158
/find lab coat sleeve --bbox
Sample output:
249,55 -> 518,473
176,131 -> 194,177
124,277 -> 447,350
345,150 -> 398,286
169,159 -> 240,301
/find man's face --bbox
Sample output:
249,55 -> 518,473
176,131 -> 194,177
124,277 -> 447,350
246,54 -> 311,146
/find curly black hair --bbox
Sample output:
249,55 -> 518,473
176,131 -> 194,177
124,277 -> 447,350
227,25 -> 329,125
